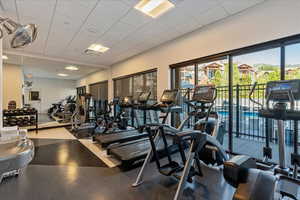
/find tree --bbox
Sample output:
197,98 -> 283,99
240,73 -> 252,85
211,70 -> 223,86
257,70 -> 280,84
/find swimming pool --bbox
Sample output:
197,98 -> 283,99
218,111 -> 259,117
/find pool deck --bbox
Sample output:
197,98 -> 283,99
224,135 -> 298,167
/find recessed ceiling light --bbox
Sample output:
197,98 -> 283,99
57,73 -> 68,77
65,65 -> 79,71
2,55 -> 8,60
85,43 -> 109,55
26,73 -> 33,79
134,0 -> 175,18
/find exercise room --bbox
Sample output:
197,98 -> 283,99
0,0 -> 299,199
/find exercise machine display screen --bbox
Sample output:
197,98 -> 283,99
121,96 -> 132,105
160,90 -> 178,104
192,85 -> 216,103
266,79 -> 300,101
138,92 -> 151,103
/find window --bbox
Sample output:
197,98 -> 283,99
285,43 -> 300,80
285,43 -> 300,161
232,48 -> 281,162
114,77 -> 133,98
171,34 -> 300,167
76,86 -> 86,95
114,70 -> 157,99
174,65 -> 195,89
89,81 -> 108,101
197,60 -> 228,86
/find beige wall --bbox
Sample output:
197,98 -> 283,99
3,64 -> 23,109
77,0 -> 300,100
77,69 -> 109,92
25,77 -> 76,113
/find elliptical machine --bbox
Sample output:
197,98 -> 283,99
94,96 -> 136,135
71,93 -> 95,131
132,85 -> 228,200
249,80 -> 300,200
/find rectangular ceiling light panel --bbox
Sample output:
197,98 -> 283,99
135,0 -> 175,18
85,44 -> 109,55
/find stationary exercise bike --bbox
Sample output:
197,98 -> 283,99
132,85 -> 228,200
249,80 -> 300,200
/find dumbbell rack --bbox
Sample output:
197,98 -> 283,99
3,109 -> 38,133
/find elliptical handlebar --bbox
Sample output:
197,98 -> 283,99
184,85 -> 217,109
249,82 -> 263,107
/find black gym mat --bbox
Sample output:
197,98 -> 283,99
64,126 -> 94,139
30,139 -> 107,167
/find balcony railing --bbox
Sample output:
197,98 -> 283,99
175,84 -> 300,145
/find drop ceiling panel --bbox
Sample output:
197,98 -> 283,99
4,54 -> 100,80
66,0 -> 131,61
196,6 -> 229,27
218,0 -> 265,15
61,29 -> 99,59
16,0 -> 56,54
97,21 -> 137,47
157,7 -> 200,35
120,9 -> 151,28
0,0 -> 18,21
2,0 -> 267,68
177,0 -> 218,15
78,0 -> 130,37
45,0 -> 98,56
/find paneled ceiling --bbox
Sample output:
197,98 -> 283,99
3,53 -> 100,80
0,0 -> 266,79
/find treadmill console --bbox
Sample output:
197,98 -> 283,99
160,89 -> 179,105
192,85 -> 216,103
266,80 -> 300,102
138,92 -> 151,104
120,96 -> 132,107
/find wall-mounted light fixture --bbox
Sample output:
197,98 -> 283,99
0,17 -> 37,48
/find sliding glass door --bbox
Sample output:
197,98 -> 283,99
232,48 -> 281,162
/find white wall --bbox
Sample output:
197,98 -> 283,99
3,63 -> 23,109
26,77 -> 76,113
78,0 -> 300,100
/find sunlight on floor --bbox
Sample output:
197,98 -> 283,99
27,128 -> 76,140
79,139 -> 121,168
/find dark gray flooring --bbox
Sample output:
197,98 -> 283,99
0,162 -> 234,200
31,139 -> 107,167
0,135 -> 235,200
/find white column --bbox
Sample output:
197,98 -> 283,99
108,67 -> 113,101
0,39 -> 2,128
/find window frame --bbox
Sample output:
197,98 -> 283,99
170,33 -> 300,155
113,68 -> 157,100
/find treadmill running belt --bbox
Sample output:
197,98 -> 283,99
94,130 -> 148,148
109,137 -> 177,166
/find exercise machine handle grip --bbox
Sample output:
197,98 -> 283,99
249,82 -> 263,107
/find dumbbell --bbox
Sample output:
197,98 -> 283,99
9,120 -> 17,126
3,109 -> 8,115
3,119 -> 8,127
19,109 -> 24,115
17,119 -> 23,126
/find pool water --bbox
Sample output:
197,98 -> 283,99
243,111 -> 259,117
218,111 -> 259,117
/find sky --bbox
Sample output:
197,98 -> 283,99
233,43 -> 300,66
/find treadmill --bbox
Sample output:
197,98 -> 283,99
94,92 -> 154,148
108,89 -> 190,167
